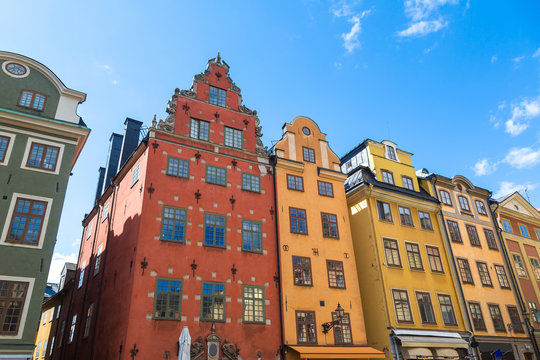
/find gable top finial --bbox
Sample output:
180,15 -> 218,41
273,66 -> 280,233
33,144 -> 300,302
216,52 -> 221,63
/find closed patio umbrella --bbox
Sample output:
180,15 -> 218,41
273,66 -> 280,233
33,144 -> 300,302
178,326 -> 191,360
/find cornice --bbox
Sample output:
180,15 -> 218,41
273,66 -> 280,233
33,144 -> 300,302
318,167 -> 346,182
497,207 -> 540,226
275,157 -> 304,173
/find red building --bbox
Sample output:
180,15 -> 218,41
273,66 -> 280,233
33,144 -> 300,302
60,55 -> 281,359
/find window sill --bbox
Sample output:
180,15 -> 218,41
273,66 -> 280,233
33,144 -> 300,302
203,244 -> 226,249
160,238 -> 186,244
400,224 -> 415,228
242,321 -> 266,325
166,172 -> 190,179
199,319 -> 226,323
241,189 -> 261,194
323,236 -> 340,240
460,211 -> 474,217
293,283 -> 313,287
242,249 -> 263,255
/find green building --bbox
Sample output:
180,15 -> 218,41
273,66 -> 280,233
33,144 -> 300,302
0,51 -> 89,359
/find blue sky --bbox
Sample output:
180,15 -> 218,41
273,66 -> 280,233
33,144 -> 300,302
2,1 -> 539,282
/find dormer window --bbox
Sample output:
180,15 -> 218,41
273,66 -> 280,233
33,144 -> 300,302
385,145 -> 397,161
18,90 -> 46,111
209,86 -> 226,107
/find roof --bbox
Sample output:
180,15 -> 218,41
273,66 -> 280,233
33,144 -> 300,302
345,166 -> 438,203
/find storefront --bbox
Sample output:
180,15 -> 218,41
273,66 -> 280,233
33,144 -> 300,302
287,345 -> 386,359
391,329 -> 471,359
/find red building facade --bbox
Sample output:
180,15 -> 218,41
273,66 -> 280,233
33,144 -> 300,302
61,55 -> 281,359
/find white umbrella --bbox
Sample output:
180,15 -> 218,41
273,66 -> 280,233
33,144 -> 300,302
178,326 -> 191,360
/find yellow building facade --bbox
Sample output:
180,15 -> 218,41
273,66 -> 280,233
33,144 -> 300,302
33,300 -> 57,360
273,117 -> 384,360
342,140 -> 469,360
423,175 -> 534,359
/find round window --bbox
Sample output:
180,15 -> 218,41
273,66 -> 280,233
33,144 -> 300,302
6,63 -> 26,76
302,127 -> 311,135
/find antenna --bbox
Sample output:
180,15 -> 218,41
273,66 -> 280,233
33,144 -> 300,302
525,187 -> 531,203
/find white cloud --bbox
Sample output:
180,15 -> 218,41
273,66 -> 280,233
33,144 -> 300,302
493,181 -> 538,199
103,64 -> 112,73
473,158 -> 497,176
334,61 -> 343,69
48,252 -> 78,283
333,4 -> 373,54
398,0 -> 459,38
504,96 -> 540,135
503,147 -> 540,169
491,56 -> 497,64
71,238 -> 80,247
512,56 -> 524,64
534,47 -> 540,58
112,80 -> 119,85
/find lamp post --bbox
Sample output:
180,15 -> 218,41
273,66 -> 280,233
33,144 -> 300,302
322,303 -> 345,334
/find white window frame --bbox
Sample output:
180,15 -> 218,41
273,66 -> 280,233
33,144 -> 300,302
131,163 -> 140,187
0,275 -> 35,339
78,261 -> 86,289
20,137 -> 65,175
101,203 -> 110,222
0,193 -> 53,249
0,131 -> 16,166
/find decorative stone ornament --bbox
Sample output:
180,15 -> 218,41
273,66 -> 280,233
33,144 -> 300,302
206,330 -> 221,360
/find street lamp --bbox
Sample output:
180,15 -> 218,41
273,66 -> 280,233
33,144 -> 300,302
322,303 -> 345,334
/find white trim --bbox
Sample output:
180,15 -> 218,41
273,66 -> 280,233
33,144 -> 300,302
20,137 -> 65,175
1,61 -> 30,79
0,125 -> 78,145
0,131 -> 16,166
0,193 -> 53,249
0,275 -> 35,339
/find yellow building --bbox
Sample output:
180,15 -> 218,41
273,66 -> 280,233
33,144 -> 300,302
342,140 -> 470,359
273,117 -> 384,360
422,175 -> 534,359
33,300 -> 56,360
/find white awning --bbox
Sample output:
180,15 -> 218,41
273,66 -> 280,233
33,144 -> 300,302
397,336 -> 469,349
432,348 -> 460,358
393,329 -> 463,339
401,347 -> 433,359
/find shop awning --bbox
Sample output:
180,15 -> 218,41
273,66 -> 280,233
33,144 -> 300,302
432,348 -> 460,358
401,347 -> 433,359
289,345 -> 386,359
397,335 -> 469,349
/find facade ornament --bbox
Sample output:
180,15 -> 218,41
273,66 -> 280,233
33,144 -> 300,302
254,116 -> 268,156
194,67 -> 211,82
238,104 -> 257,116
157,88 -> 179,132
180,89 -> 196,98
190,336 -> 204,359
222,339 -> 240,360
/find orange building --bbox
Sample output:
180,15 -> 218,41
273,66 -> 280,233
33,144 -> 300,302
272,117 -> 384,360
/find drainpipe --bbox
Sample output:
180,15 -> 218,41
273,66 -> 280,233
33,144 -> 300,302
271,155 -> 286,360
389,330 -> 400,360
431,175 -> 476,359
490,200 -> 540,360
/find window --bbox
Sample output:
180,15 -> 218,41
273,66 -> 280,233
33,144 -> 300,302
290,208 -> 307,234
224,127 -> 242,149
242,220 -> 262,253
7,198 -> 47,245
488,304 -> 506,332
68,314 -> 77,343
241,173 -> 260,192
333,313 -> 352,344
405,243 -> 423,270
380,169 -> 395,185
494,265 -> 511,289
399,206 -> 414,227
50,307 -> 54,321
161,207 -> 187,242
475,200 -> 487,215
242,286 -> 264,323
209,86 -> 226,107
458,195 -> 471,212
426,246 -> 444,273
446,220 -> 462,243
377,201 -> 393,222
41,338 -> 47,358
529,302 -> 539,323
167,157 -> 189,178
204,213 -> 226,248
513,254 -> 528,277
50,337 -> 54,356
296,311 -> 317,344
59,320 -> 65,346
86,223 -> 93,240
502,219 -> 512,233
287,174 -> 304,191
153,278 -> 182,320
402,176 -> 414,190
385,145 -> 397,160
536,229 -> 540,241
94,244 -> 103,275
438,294 -> 457,325
101,203 -> 109,222
206,165 -> 226,186
36,341 -> 41,358
439,190 -> 453,206
418,211 -> 433,230
293,256 -> 312,286
131,163 -> 140,186
302,147 -> 315,163
0,136 -> 10,162
327,260 -> 345,288
83,304 -> 94,338
26,142 -> 60,171
78,261 -> 86,289
57,304 -> 61,319
383,238 -> 402,267
476,262 -> 493,287
530,258 -> 540,280
416,292 -> 436,324
43,311 -> 48,325
5,63 -> 27,76
484,229 -> 498,250
318,181 -> 334,197
18,90 -> 46,111
457,258 -> 474,284
321,213 -> 339,238
392,289 -> 413,323
466,224 -> 481,247
201,282 -> 225,321
190,119 -> 210,141
520,225 -> 530,238
469,302 -> 486,331
507,306 -> 524,333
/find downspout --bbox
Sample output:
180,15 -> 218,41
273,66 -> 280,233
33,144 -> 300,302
88,182 -> 119,360
271,155 -> 286,360
490,201 -> 540,360
431,176 -> 475,359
